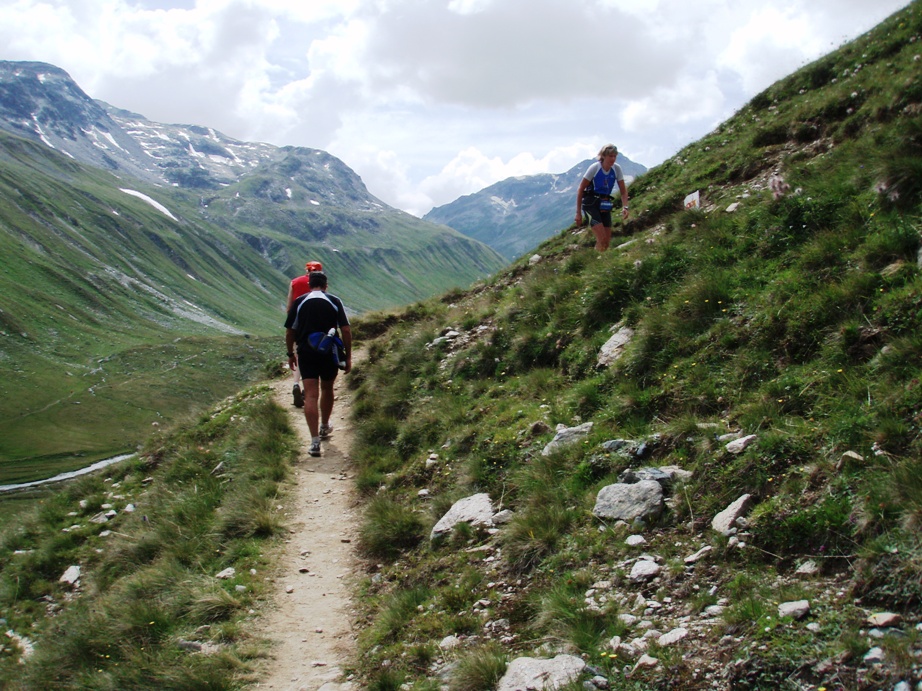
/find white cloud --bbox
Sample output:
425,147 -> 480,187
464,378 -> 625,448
0,0 -> 913,217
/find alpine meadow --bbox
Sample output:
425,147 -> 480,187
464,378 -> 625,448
1,3 -> 922,691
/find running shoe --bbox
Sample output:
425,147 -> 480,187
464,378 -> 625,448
319,424 -> 333,439
308,440 -> 321,457
292,384 -> 304,408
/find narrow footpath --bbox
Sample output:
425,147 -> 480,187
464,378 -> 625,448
253,373 -> 360,691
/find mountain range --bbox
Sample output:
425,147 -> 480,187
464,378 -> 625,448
0,59 -> 510,483
424,156 -> 647,260
0,60 -> 506,313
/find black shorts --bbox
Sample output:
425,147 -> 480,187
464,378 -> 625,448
297,349 -> 339,381
582,197 -> 612,228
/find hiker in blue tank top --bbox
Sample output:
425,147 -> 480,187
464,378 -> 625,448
575,144 -> 630,252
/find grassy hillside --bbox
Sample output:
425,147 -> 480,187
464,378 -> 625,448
0,132 -> 289,485
0,4 -> 919,690
0,385 -> 297,688
0,131 -> 504,486
344,4 -> 922,689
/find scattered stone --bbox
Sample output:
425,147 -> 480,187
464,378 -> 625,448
177,639 -> 203,652
542,422 -> 594,456
417,489 -> 430,499
597,325 -> 635,368
625,534 -> 647,547
89,512 -> 110,524
684,546 -> 712,564
529,254 -> 542,265
496,654 -> 586,691
725,202 -> 740,213
123,503 -> 135,513
717,431 -> 743,442
867,612 -> 902,627
215,567 -> 236,580
632,654 -> 659,672
778,600 -> 810,620
492,509 -> 514,524
593,481 -> 664,523
430,493 -> 494,539
863,647 -> 885,664
712,494 -> 753,535
795,560 -> 819,576
59,565 -> 80,586
725,434 -> 757,454
630,560 -> 661,582
439,635 -> 461,650
657,465 -> 694,485
657,628 -> 688,646
618,614 -> 638,628
838,450 -> 864,470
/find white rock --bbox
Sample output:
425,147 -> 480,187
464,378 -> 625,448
778,600 -> 810,620
867,612 -> 902,627
625,535 -> 647,547
496,654 -> 586,691
597,326 -> 635,368
439,635 -> 461,650
684,545 -> 713,564
629,560 -> 661,582
725,434 -> 757,454
633,654 -> 659,670
795,560 -> 819,576
59,565 -> 81,585
541,422 -> 593,456
863,646 -> 885,664
430,493 -> 494,539
215,567 -> 236,580
657,627 -> 688,646
712,494 -> 753,535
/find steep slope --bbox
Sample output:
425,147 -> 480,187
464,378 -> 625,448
345,3 -> 922,689
424,155 -> 647,260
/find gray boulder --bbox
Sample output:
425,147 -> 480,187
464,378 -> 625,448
542,422 -> 593,456
430,493 -> 495,539
711,494 -> 752,535
597,325 -> 635,368
496,654 -> 586,691
593,481 -> 664,523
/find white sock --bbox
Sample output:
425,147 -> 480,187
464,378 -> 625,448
312,436 -> 321,444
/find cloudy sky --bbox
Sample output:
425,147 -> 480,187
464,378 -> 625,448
0,0 -> 911,216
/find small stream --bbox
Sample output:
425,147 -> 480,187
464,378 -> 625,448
0,453 -> 136,494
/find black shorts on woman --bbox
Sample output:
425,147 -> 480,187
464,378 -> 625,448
581,194 -> 614,228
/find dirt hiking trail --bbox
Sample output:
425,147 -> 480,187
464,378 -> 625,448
253,373 -> 360,691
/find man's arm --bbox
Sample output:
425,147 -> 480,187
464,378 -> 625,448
285,328 -> 297,371
340,325 -> 353,374
575,178 -> 590,226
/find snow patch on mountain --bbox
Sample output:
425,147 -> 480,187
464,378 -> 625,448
119,188 -> 178,221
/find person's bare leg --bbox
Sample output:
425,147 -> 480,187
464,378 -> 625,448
319,378 -> 336,429
302,378 -> 320,438
592,223 -> 612,252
